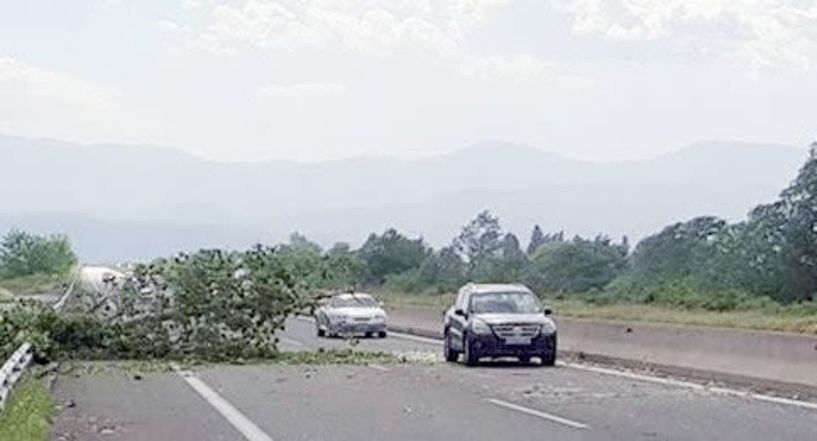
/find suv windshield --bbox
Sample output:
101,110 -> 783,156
469,292 -> 542,314
331,296 -> 377,308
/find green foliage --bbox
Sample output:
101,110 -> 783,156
358,229 -> 429,284
620,149 -> 817,304
524,235 -> 628,294
324,242 -> 364,289
527,226 -> 563,256
453,210 -> 503,267
0,230 -> 76,279
628,216 -> 728,283
0,300 -> 60,360
595,277 -> 785,313
1,245 -> 327,362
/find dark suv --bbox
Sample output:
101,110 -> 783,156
443,283 -> 557,366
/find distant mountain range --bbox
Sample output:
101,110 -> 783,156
0,134 -> 807,261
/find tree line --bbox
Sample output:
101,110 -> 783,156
298,142 -> 817,311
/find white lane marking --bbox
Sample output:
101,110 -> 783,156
367,364 -> 390,372
387,327 -> 817,412
278,336 -> 305,347
486,398 -> 589,430
558,361 -> 707,390
389,331 -> 444,346
173,366 -> 275,441
559,361 -> 817,412
751,394 -> 817,411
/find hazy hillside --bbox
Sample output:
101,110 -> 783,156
0,135 -> 806,261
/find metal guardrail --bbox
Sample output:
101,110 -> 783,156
0,343 -> 33,408
0,276 -> 76,409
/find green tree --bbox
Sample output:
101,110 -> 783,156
404,246 -> 467,292
527,225 -> 546,255
358,229 -> 429,284
324,242 -> 364,288
524,235 -> 628,293
453,210 -> 503,268
629,217 -> 728,283
284,231 -> 323,255
0,230 -> 77,279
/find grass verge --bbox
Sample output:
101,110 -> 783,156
550,298 -> 817,334
378,291 -> 817,335
0,377 -> 54,441
0,271 -> 72,297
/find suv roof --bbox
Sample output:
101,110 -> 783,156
462,283 -> 532,295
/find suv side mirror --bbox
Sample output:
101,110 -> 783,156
543,308 -> 553,316
454,308 -> 468,318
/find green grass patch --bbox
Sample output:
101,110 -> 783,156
0,377 -> 54,441
548,298 -> 817,334
0,271 -> 71,297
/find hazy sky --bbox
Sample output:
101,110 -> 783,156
1,0 -> 815,162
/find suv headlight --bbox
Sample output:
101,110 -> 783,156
372,314 -> 386,322
541,320 -> 556,335
470,319 -> 492,335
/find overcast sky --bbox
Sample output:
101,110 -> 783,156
1,0 -> 815,162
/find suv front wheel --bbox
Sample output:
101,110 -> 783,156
443,330 -> 459,362
463,335 -> 479,366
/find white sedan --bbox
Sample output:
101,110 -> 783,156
315,293 -> 388,338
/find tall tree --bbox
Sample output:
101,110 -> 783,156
453,210 -> 503,267
285,231 -> 323,255
358,229 -> 429,284
502,233 -> 524,260
527,225 -> 546,255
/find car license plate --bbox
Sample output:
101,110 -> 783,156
504,337 -> 531,346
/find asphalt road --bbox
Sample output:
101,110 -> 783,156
52,317 -> 817,441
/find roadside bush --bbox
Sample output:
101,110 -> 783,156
600,277 -> 781,313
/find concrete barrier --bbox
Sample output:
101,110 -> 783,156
386,306 -> 817,393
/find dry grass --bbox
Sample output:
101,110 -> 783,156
379,291 -> 817,335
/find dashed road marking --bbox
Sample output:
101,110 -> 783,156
558,361 -> 817,411
367,364 -> 390,372
173,366 -> 274,441
486,398 -> 589,430
387,327 -> 817,412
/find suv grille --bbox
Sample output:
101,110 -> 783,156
491,324 -> 541,339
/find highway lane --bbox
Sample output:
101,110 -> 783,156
52,364 -> 246,441
51,313 -> 817,440
268,318 -> 817,440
